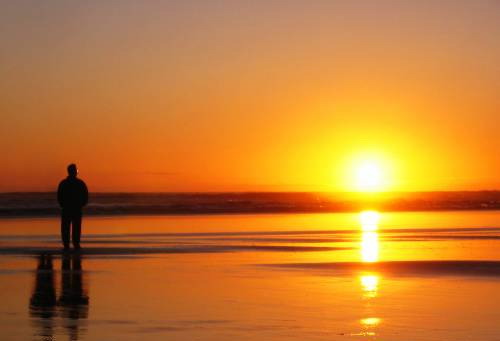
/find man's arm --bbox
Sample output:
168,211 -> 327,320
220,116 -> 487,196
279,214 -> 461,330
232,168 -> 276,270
82,181 -> 89,207
57,182 -> 64,207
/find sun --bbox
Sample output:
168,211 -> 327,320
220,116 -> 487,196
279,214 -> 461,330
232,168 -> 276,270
356,161 -> 383,192
340,151 -> 394,192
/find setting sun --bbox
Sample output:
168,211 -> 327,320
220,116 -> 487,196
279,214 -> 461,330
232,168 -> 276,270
356,161 -> 382,191
346,154 -> 393,192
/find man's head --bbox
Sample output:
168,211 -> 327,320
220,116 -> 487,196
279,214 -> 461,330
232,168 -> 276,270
67,164 -> 78,177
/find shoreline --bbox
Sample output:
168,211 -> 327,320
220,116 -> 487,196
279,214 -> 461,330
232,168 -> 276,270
1,207 -> 500,219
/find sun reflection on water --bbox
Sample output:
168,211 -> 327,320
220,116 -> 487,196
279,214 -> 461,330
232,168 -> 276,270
358,211 -> 382,336
360,317 -> 381,327
359,210 -> 380,231
360,274 -> 379,298
361,232 -> 379,262
360,210 -> 380,263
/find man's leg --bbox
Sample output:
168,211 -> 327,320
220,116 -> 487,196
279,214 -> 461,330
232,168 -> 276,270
72,212 -> 82,249
61,211 -> 71,249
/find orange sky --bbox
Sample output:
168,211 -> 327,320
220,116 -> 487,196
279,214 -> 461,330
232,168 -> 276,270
1,1 -> 499,192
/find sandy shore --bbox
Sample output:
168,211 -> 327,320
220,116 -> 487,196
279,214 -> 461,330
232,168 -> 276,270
1,211 -> 500,340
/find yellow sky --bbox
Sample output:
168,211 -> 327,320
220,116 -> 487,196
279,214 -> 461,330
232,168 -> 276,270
1,1 -> 499,192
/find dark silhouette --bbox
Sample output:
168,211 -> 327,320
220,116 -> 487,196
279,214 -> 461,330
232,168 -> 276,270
59,254 -> 89,340
30,254 -> 57,340
57,164 -> 88,250
29,254 -> 89,341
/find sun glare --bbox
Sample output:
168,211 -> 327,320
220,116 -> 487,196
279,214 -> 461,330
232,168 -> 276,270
339,151 -> 396,192
356,161 -> 383,192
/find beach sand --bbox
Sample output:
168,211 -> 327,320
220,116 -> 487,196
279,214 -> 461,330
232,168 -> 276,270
1,211 -> 500,340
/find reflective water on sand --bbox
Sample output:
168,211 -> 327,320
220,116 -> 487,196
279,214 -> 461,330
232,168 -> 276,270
1,211 -> 500,340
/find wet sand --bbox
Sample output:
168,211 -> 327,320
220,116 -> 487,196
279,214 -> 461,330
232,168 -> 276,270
1,211 -> 500,340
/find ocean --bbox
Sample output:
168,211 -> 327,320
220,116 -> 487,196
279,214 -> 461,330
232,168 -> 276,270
1,200 -> 500,340
1,191 -> 500,216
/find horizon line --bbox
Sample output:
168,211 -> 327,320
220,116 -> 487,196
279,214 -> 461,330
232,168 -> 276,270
2,190 -> 500,195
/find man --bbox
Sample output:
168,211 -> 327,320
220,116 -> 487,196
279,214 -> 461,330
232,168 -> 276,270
57,164 -> 88,250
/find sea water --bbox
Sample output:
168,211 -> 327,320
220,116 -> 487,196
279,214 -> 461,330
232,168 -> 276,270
1,210 -> 500,340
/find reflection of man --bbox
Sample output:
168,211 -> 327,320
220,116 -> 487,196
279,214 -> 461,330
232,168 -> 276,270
29,254 -> 56,340
57,164 -> 88,250
59,254 -> 89,340
29,254 -> 90,341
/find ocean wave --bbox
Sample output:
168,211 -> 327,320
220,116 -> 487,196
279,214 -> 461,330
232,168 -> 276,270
1,192 -> 500,217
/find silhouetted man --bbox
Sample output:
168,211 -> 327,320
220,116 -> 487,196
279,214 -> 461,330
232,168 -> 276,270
58,164 -> 88,250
